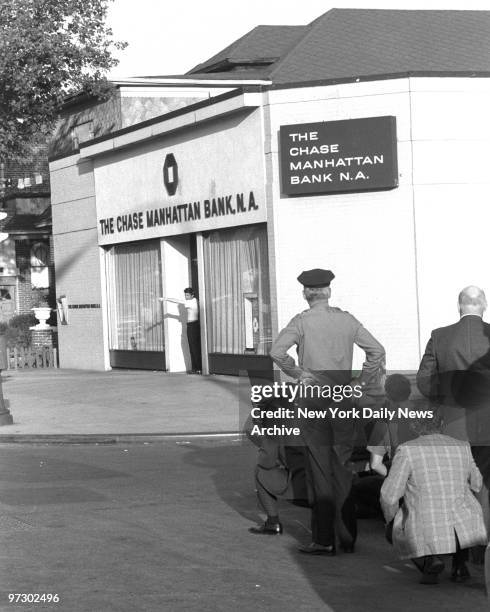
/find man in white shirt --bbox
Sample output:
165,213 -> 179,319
161,287 -> 202,374
183,287 -> 201,374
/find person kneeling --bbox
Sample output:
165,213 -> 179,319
380,403 -> 487,585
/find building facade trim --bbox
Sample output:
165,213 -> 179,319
79,92 -> 263,160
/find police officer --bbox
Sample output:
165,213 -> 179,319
269,269 -> 385,554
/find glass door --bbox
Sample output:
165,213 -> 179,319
105,240 -> 165,370
202,224 -> 272,375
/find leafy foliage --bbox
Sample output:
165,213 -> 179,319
0,313 -> 38,347
0,0 -> 126,160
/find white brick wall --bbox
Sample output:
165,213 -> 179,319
266,77 -> 490,371
50,155 -> 95,206
49,154 -> 107,370
267,79 -> 418,370
410,78 -> 490,353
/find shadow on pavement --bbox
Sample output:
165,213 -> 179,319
181,439 -> 489,611
182,439 -> 309,538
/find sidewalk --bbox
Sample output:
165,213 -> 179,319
0,369 -> 248,441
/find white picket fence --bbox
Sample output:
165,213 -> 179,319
7,346 -> 58,369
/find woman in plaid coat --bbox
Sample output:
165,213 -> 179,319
381,404 -> 487,584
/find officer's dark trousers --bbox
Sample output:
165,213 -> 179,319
301,415 -> 357,547
255,470 -> 280,517
186,321 -> 202,372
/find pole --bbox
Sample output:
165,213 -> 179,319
0,334 -> 13,425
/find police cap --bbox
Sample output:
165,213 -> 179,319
297,269 -> 335,287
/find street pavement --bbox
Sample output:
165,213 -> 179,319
0,369 -> 246,439
0,369 -> 488,610
0,439 -> 488,612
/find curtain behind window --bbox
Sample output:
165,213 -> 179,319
106,241 -> 163,351
204,225 -> 271,355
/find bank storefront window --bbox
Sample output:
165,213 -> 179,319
203,224 -> 271,355
105,240 -> 164,354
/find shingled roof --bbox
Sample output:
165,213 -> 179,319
2,214 -> 49,233
187,25 -> 308,75
271,9 -> 490,83
186,9 -> 490,85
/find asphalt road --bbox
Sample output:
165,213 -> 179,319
0,438 -> 487,612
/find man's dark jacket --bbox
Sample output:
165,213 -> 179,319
417,315 -> 490,479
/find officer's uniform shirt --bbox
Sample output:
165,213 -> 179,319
270,299 -> 385,384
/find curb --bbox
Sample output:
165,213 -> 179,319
0,431 -> 245,444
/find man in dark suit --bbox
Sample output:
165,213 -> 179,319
417,285 -> 490,526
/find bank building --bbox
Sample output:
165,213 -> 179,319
48,9 -> 490,375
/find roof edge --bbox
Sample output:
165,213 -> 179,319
49,87 -> 262,163
269,70 -> 490,89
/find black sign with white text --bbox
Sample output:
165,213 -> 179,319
280,116 -> 398,196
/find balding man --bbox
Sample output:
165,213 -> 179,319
417,286 -> 490,527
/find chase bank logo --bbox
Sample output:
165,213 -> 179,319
163,153 -> 178,196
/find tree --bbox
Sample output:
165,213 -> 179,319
0,0 -> 126,160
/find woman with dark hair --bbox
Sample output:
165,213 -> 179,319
381,402 -> 487,584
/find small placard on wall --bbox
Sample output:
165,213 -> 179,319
279,116 -> 398,196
